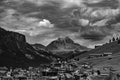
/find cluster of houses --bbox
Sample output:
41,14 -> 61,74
0,60 -> 119,80
0,60 -> 105,80
0,52 -> 117,80
0,66 -> 44,80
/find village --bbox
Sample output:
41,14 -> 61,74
0,52 -> 120,80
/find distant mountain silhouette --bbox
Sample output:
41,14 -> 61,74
46,37 -> 89,55
0,27 -> 53,68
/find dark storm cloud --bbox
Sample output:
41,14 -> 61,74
69,0 -> 120,43
0,0 -> 4,4
80,31 -> 107,41
107,14 -> 120,26
27,4 -> 62,22
3,1 -> 41,14
6,0 -> 68,25
85,0 -> 119,9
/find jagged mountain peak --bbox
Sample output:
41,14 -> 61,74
57,36 -> 74,43
46,36 -> 89,54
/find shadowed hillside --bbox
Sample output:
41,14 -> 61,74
0,27 -> 54,68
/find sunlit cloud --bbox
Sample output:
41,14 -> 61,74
38,19 -> 54,28
79,19 -> 89,26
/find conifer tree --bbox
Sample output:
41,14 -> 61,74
116,37 -> 119,41
112,37 -> 115,42
109,39 -> 112,43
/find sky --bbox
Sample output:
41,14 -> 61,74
0,0 -> 120,48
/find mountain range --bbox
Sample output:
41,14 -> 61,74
32,37 -> 90,57
4,26 -> 120,68
0,27 -> 89,67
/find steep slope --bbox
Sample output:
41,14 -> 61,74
32,44 -> 46,51
0,27 -> 52,67
46,37 -> 89,55
32,44 -> 61,59
78,41 -> 120,59
86,41 -> 120,54
86,41 -> 120,57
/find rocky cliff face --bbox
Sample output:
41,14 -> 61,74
0,27 -> 52,67
0,27 -> 26,42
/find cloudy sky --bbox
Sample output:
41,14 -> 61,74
0,0 -> 120,48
